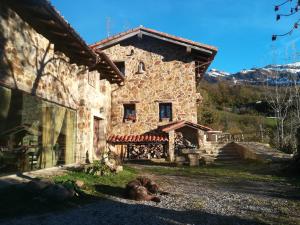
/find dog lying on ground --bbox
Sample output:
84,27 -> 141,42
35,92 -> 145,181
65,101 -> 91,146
125,177 -> 166,202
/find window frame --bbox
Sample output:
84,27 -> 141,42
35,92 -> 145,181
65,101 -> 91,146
123,104 -> 136,123
159,103 -> 172,122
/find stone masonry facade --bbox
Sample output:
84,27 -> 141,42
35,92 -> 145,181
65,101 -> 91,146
0,3 -> 112,164
103,36 -> 200,135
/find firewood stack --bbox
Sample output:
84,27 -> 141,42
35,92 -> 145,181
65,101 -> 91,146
128,144 -> 165,159
175,132 -> 196,154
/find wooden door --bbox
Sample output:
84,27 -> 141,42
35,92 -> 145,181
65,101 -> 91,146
93,117 -> 105,157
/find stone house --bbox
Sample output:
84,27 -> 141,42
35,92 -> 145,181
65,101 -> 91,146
0,0 -> 124,176
91,27 -> 218,161
0,0 -> 218,176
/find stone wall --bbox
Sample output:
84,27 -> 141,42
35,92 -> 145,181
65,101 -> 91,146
0,3 -> 112,164
103,36 -> 199,135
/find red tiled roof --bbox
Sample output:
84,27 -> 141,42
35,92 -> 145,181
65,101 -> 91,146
159,120 -> 212,132
90,26 -> 218,53
107,134 -> 168,144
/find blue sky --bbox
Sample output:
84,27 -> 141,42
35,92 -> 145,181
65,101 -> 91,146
52,0 -> 300,73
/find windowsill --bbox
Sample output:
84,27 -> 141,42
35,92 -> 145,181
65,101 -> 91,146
123,119 -> 136,124
160,118 -> 172,123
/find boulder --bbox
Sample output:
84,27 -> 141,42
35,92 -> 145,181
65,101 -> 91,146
115,165 -> 123,173
75,180 -> 85,188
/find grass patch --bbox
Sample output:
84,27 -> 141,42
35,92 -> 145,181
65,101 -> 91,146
143,161 -> 300,186
0,166 -> 138,220
52,165 -> 138,197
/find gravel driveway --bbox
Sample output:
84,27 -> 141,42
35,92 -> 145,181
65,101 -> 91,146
0,164 -> 299,225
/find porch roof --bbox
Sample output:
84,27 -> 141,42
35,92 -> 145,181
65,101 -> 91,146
4,0 -> 124,85
158,120 -> 213,133
107,134 -> 168,145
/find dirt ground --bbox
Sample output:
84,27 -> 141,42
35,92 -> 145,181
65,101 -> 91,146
0,162 -> 299,225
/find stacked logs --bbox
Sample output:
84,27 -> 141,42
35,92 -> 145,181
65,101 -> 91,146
127,144 -> 166,159
174,132 -> 196,154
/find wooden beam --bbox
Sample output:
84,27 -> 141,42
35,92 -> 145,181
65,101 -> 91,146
94,31 -> 140,49
98,67 -> 111,72
138,32 -> 143,39
194,55 -> 210,62
140,31 -> 214,55
97,63 -> 111,70
186,46 -> 192,53
50,30 -> 68,37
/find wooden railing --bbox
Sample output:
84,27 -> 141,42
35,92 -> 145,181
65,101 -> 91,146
216,131 -> 270,143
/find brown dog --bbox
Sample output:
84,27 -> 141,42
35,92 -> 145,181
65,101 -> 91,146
125,177 -> 160,202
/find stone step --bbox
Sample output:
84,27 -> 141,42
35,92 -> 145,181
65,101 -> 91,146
217,152 -> 240,157
215,156 -> 241,161
206,150 -> 238,154
213,160 -> 245,165
218,147 -> 238,151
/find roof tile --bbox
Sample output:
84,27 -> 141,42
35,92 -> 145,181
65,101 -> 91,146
107,134 -> 168,144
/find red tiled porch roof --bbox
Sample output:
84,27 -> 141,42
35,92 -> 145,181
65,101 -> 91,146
107,134 -> 168,144
158,120 -> 213,133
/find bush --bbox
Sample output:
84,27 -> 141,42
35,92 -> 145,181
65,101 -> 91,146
86,160 -> 111,176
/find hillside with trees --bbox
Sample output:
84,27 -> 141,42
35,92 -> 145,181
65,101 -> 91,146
197,81 -> 277,147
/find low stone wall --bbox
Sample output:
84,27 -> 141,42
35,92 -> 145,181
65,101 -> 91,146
232,142 -> 292,162
231,143 -> 263,161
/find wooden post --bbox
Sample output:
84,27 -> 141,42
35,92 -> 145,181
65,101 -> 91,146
197,130 -> 203,149
168,130 -> 175,162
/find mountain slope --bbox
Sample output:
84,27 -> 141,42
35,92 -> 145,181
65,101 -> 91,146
205,63 -> 300,85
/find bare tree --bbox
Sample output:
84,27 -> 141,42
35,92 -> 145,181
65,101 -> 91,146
265,79 -> 293,150
273,0 -> 300,41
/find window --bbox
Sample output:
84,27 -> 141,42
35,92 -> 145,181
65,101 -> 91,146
0,86 -> 76,176
114,61 -> 125,75
159,103 -> 172,122
123,104 -> 136,123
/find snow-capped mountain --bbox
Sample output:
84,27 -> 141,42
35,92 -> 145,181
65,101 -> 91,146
205,62 -> 300,85
206,69 -> 230,77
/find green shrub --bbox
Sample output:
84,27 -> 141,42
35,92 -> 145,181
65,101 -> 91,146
86,160 -> 111,176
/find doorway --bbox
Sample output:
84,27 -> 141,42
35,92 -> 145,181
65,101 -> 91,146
93,117 -> 105,158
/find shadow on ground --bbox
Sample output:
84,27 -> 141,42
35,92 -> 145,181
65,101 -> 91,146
124,159 -> 177,167
94,184 -> 125,198
0,191 -> 268,225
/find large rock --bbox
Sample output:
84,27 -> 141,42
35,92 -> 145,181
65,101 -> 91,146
115,165 -> 123,173
75,180 -> 85,188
